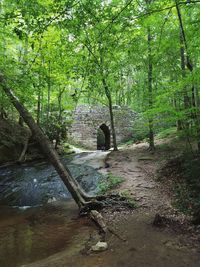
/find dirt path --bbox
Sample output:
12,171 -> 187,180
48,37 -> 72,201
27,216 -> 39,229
107,143 -> 168,210
27,142 -> 200,267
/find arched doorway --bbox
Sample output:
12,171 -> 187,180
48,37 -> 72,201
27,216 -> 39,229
97,124 -> 110,150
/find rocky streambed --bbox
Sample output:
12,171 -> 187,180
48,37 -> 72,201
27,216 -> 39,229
0,152 -> 106,207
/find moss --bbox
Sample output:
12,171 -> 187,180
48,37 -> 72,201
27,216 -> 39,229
98,172 -> 124,194
120,190 -> 138,209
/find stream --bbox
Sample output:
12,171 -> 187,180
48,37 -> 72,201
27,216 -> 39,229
0,152 -> 104,267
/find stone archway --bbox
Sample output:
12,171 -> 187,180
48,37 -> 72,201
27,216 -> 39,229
97,124 -> 110,150
69,105 -> 136,149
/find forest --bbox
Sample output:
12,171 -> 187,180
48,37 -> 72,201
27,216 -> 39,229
0,0 -> 200,267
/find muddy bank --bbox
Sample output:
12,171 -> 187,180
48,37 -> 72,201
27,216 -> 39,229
25,210 -> 200,267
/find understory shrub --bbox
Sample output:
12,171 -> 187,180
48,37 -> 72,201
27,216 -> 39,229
159,153 -> 200,216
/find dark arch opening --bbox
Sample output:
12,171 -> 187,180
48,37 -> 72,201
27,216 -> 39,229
97,124 -> 110,150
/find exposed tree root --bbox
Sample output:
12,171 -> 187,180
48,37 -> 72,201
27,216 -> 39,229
80,193 -> 133,243
80,193 -> 134,214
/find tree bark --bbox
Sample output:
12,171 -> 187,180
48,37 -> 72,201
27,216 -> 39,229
47,60 -> 51,121
179,23 -> 190,129
175,0 -> 200,150
102,78 -> 118,151
37,85 -> 41,125
147,26 -> 155,151
0,74 -> 92,208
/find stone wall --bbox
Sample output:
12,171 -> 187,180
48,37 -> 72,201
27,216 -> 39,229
68,105 -> 136,149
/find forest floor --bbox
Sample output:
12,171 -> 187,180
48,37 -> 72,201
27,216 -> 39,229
27,139 -> 200,267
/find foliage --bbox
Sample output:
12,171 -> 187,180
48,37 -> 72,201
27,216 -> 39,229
40,111 -> 72,145
98,172 -> 124,194
132,115 -> 149,142
155,127 -> 178,140
120,190 -> 138,209
1,0 -> 200,149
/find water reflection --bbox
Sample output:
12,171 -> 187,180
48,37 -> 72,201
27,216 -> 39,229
0,202 -> 92,267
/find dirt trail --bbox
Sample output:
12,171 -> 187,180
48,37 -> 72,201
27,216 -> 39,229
27,142 -> 200,267
106,142 -> 172,212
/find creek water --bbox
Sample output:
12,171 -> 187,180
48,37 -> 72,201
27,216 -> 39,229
0,153 -> 103,207
0,153 -> 103,267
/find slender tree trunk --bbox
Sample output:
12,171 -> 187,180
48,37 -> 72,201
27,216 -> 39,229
55,87 -> 65,149
97,40 -> 118,151
0,74 -> 92,208
179,25 -> 190,128
47,60 -> 51,121
33,80 -> 41,125
36,74 -> 41,125
175,0 -> 200,150
147,27 -> 155,151
37,88 -> 41,125
102,78 -> 118,151
58,87 -> 65,121
173,98 -> 183,131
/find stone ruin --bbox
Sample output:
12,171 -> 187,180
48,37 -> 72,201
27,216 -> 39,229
68,105 -> 136,150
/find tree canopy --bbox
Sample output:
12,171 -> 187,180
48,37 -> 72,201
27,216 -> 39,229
0,0 -> 200,150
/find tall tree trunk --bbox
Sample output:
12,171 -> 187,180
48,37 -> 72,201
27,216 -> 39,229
36,74 -> 42,125
97,40 -> 118,151
0,74 -> 92,208
47,60 -> 51,121
102,78 -> 118,151
147,27 -> 155,151
173,98 -> 183,131
175,0 -> 200,150
55,87 -> 65,149
179,24 -> 190,128
37,87 -> 41,125
33,80 -> 41,125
